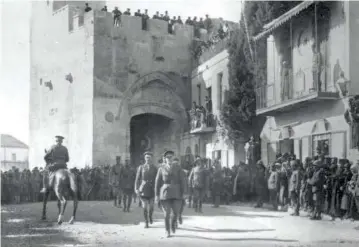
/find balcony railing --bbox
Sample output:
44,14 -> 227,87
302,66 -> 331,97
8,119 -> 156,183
256,67 -> 339,115
189,109 -> 216,134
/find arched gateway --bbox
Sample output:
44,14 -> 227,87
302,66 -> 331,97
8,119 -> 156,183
116,71 -> 189,165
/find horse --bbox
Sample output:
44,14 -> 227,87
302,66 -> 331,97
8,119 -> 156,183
41,153 -> 79,225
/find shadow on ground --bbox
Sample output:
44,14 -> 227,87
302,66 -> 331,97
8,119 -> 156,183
173,235 -> 298,242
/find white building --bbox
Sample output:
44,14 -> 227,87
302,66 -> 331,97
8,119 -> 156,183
1,134 -> 29,171
253,1 -> 359,165
181,38 -> 245,168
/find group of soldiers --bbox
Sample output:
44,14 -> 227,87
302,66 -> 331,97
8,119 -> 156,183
82,2 -> 215,35
260,153 -> 359,221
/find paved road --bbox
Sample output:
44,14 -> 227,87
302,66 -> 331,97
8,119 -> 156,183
2,201 -> 359,247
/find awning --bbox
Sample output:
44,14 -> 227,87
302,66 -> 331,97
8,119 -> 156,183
253,1 -> 315,41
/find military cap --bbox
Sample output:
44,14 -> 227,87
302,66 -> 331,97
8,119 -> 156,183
275,162 -> 281,167
173,157 -> 179,162
144,151 -> 153,156
55,135 -> 64,140
163,150 -> 174,157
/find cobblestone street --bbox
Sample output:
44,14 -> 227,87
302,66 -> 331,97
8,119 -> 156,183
2,201 -> 359,247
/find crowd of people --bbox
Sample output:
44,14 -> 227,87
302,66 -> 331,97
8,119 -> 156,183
0,158 -> 237,206
3,151 -> 358,223
83,2 -> 234,40
253,153 -> 359,221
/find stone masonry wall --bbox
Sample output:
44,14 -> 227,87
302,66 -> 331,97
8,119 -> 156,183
29,2 -> 94,169
91,11 -> 194,165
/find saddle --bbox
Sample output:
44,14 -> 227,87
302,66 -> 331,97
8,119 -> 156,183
47,163 -> 68,173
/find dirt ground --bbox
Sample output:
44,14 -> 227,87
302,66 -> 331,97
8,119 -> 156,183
2,200 -> 359,247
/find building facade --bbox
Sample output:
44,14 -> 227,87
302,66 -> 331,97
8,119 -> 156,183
1,134 -> 29,171
29,1 -> 232,168
181,38 -> 245,168
254,1 -> 359,165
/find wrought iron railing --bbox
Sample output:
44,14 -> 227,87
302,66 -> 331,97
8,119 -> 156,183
256,66 -> 336,110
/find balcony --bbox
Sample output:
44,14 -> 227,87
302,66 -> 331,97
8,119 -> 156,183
189,111 -> 216,134
256,68 -> 339,116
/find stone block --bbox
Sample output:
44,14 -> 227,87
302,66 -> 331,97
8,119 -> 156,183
121,15 -> 142,31
148,19 -> 169,35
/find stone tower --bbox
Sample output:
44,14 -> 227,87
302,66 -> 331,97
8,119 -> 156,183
29,1 -> 194,168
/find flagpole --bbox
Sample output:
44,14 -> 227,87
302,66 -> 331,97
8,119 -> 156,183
241,0 -> 254,61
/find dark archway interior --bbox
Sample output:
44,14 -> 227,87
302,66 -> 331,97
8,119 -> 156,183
130,113 -> 173,167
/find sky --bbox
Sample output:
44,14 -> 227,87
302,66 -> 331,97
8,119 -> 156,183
0,0 -> 242,145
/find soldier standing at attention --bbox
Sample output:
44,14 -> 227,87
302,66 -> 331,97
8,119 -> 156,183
188,158 -> 209,213
110,158 -> 122,207
112,7 -> 122,26
40,135 -> 69,193
120,160 -> 136,212
155,150 -> 185,238
135,152 -> 157,228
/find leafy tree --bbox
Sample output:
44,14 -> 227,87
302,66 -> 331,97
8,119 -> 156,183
220,1 -> 300,142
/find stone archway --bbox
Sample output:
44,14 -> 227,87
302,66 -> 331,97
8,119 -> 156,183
116,71 -> 189,163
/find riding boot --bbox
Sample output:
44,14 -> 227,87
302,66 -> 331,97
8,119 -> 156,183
165,217 -> 171,237
171,216 -> 177,233
199,200 -> 203,213
126,196 -> 132,212
149,207 -> 154,224
40,171 -> 49,193
123,196 -> 127,212
144,209 -> 149,228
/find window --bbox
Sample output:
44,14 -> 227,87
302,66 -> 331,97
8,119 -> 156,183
12,153 -> 16,161
278,139 -> 294,155
312,133 -> 331,156
217,73 -> 223,109
197,84 -> 201,105
53,1 -> 67,12
207,86 -> 212,99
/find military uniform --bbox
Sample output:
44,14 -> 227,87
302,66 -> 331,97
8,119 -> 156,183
110,164 -> 122,207
155,151 -> 185,237
188,160 -> 209,213
41,136 -> 69,193
120,163 -> 136,212
135,153 -> 158,228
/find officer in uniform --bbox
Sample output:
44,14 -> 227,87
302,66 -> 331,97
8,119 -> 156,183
188,157 -> 209,213
40,135 -> 69,193
135,151 -> 158,228
120,160 -> 136,212
155,150 -> 185,238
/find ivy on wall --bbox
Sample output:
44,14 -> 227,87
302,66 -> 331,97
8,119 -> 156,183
219,1 -> 301,142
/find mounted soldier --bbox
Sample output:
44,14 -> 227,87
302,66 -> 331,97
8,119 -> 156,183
40,135 -> 79,225
40,135 -> 69,193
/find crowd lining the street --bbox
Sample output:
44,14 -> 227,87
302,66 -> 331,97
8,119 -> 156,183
2,152 -> 359,222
